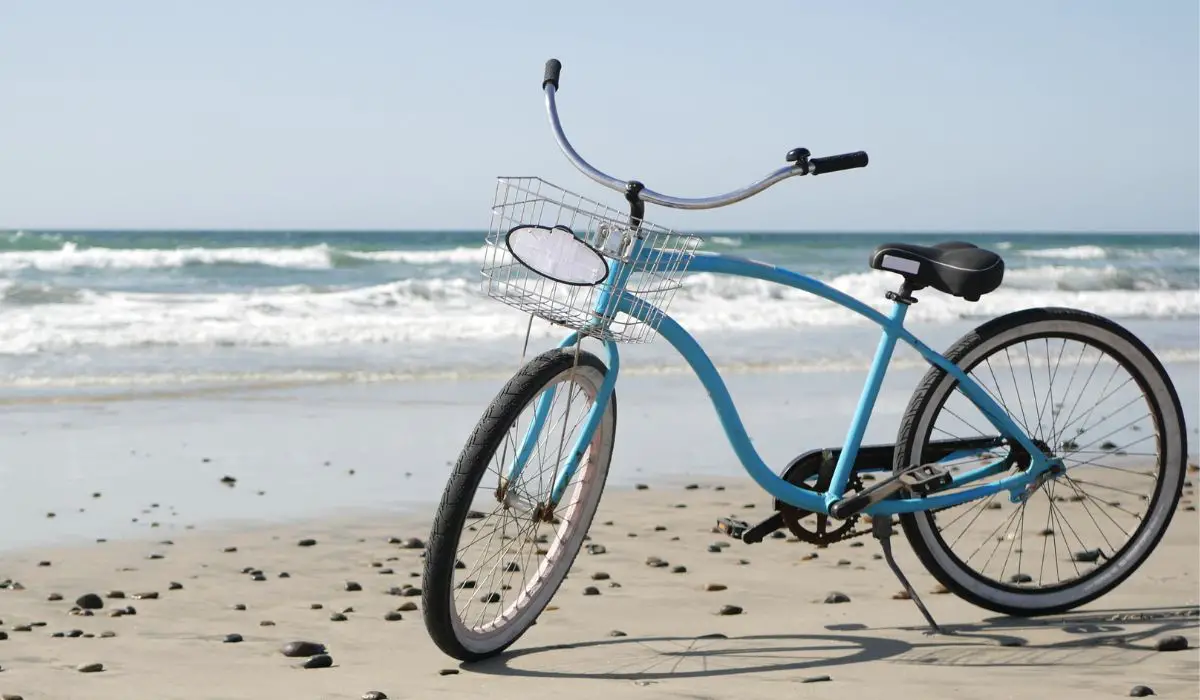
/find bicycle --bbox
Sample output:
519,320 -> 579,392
421,58 -> 1189,662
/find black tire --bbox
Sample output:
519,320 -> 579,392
422,347 -> 617,661
895,307 -> 1187,617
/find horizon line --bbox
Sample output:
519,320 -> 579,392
2,227 -> 1197,236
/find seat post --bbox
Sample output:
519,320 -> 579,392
886,280 -> 919,306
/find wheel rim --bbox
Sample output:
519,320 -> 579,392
448,363 -> 611,652
909,326 -> 1180,603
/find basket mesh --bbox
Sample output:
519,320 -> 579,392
482,177 -> 702,344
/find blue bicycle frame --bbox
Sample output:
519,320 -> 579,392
504,244 -> 1057,518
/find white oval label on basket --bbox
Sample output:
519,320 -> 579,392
505,224 -> 610,286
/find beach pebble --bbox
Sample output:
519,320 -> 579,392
399,537 -> 424,550
47,592 -> 63,601
100,631 -> 116,638
1154,635 -> 1188,652
582,586 -> 600,596
586,543 -> 607,555
223,633 -> 243,643
645,556 -> 669,568
298,538 -> 317,547
824,592 -> 851,604
654,525 -> 668,531
635,484 -> 649,490
169,582 -> 183,590
37,560 -> 51,567
147,553 -> 164,560
362,693 -> 388,700
1129,686 -> 1155,697
837,559 -> 851,566
591,572 -> 610,580
75,593 -> 103,610
671,565 -> 687,574
401,587 -> 421,597
219,475 -> 235,484
1008,573 -> 1032,584
330,613 -> 348,622
892,590 -> 911,600
2,693 -> 23,699
439,668 -> 459,676
704,583 -> 727,592
281,641 -> 326,657
0,631 -> 7,640
384,611 -> 403,621
233,603 -> 246,610
717,605 -> 743,616
685,484 -> 699,490
802,553 -> 818,561
223,546 -> 237,553
133,591 -> 159,600
1073,549 -> 1102,563
609,630 -> 627,637
344,581 -> 362,592
802,675 -> 832,683
303,654 -> 333,669
397,601 -> 418,612
480,592 -> 501,603
77,662 -> 104,673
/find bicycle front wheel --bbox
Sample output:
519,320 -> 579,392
422,347 -> 616,661
895,307 -> 1187,617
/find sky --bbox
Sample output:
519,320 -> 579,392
0,1 -> 1197,233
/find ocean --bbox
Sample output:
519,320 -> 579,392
0,229 -> 1196,393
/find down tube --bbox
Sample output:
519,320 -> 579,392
626,302 -> 828,512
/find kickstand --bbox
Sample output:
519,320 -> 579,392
872,516 -> 950,636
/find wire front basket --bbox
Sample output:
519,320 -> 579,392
482,177 -> 703,344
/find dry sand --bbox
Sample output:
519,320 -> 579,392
1,475 -> 1197,700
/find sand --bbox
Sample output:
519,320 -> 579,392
2,360 -> 1198,700
1,474 -> 1197,700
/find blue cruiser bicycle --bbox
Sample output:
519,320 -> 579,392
422,59 -> 1189,661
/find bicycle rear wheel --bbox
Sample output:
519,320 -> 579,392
895,308 -> 1187,616
422,347 -> 616,661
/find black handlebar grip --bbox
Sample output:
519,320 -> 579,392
810,151 -> 869,175
543,59 -> 562,90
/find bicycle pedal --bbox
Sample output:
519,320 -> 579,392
899,463 -> 952,495
716,517 -> 749,539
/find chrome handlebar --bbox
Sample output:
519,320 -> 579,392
540,58 -> 867,211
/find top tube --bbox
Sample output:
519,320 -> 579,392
544,85 -> 808,211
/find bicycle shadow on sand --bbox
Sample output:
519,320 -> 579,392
464,605 -> 1198,681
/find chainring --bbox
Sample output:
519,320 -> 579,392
778,453 -> 865,545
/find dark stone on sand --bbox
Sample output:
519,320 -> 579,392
133,591 -> 159,600
251,572 -> 266,581
77,662 -> 104,673
344,581 -> 362,592
671,565 -> 687,574
303,654 -> 333,669
480,592 -> 501,604
802,675 -> 832,683
824,592 -> 850,604
837,559 -> 851,566
147,553 -> 164,560
1009,573 -> 1032,584
169,582 -> 183,590
219,475 -> 235,484
685,484 -> 699,490
635,484 -> 649,490
0,631 -> 7,640
279,572 -> 290,578
591,572 -> 610,580
438,668 -> 459,676
1073,549 -> 1102,563
1129,686 -> 1155,697
100,631 -> 115,638
310,603 -> 323,609
377,568 -> 394,575
717,605 -> 743,616
582,586 -> 600,596
282,640 -> 327,657
892,589 -> 912,600
849,541 -> 864,548
47,593 -> 63,601
362,693 -> 388,700
1154,635 -> 1188,652
399,537 -> 424,550
223,546 -> 238,553
298,539 -> 317,547
654,525 -> 668,531
38,560 -> 50,567
1038,528 -> 1054,536
13,625 -> 32,632
330,613 -> 348,622
260,620 -> 275,626
223,633 -> 243,643
707,544 -> 722,553
401,587 -> 421,597
704,583 -> 727,592
397,602 -> 418,612
76,594 -> 103,610
503,562 -> 520,572
384,611 -> 403,621
233,604 -> 246,610
770,531 -> 786,539
457,581 -> 476,590
645,556 -> 668,568
999,638 -> 1025,647
609,630 -> 627,637
586,543 -> 607,555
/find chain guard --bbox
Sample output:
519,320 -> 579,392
778,449 -> 865,545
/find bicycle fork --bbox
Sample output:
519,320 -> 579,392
497,332 -> 620,519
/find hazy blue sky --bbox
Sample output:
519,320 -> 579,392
1,1 -> 1196,232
